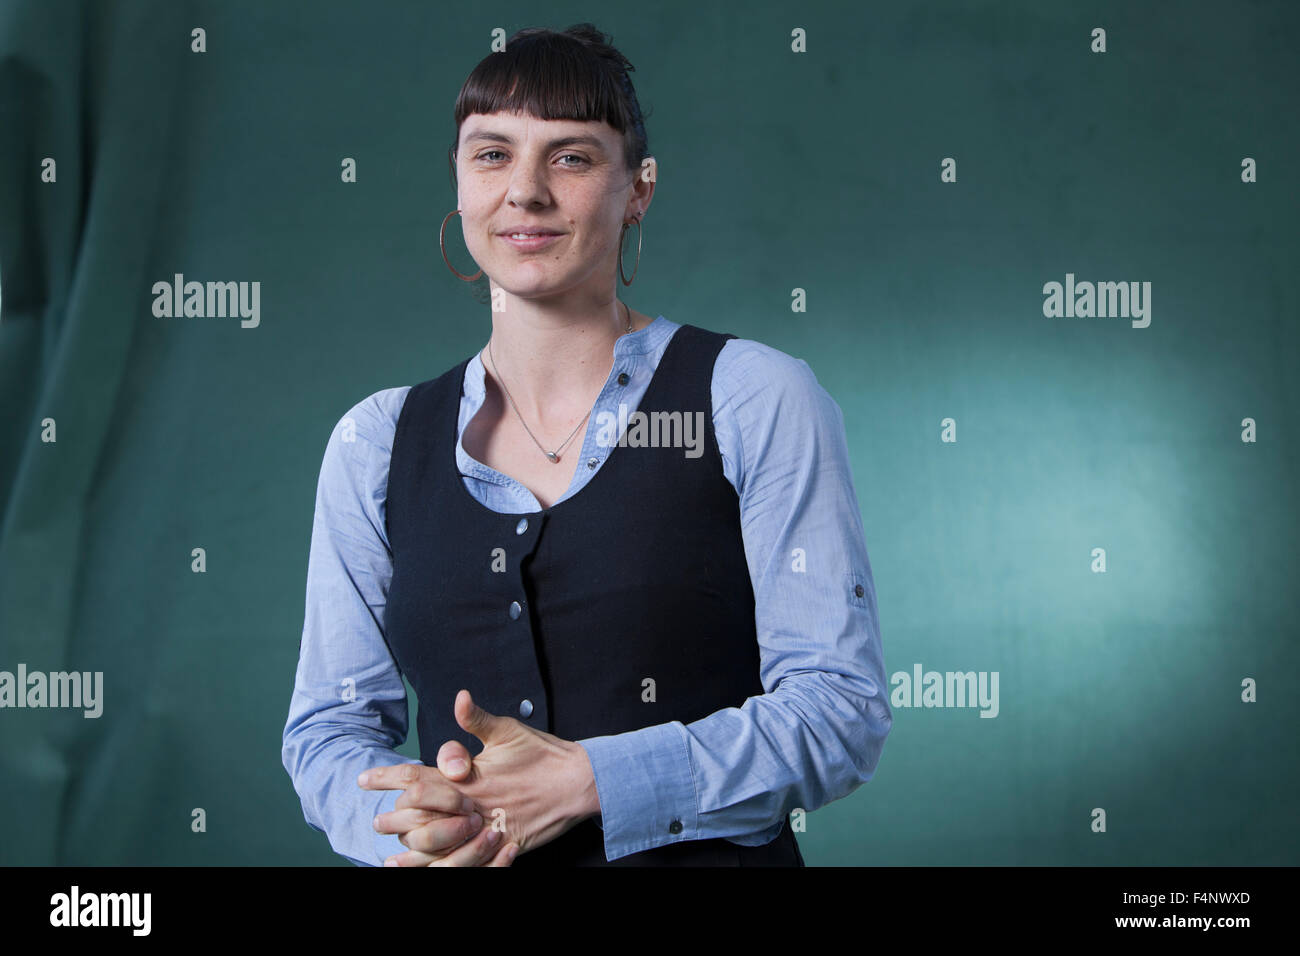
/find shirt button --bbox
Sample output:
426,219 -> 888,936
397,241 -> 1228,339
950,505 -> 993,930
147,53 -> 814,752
617,372 -> 629,386
519,699 -> 533,718
668,820 -> 683,835
509,600 -> 522,620
515,517 -> 528,535
854,584 -> 865,597
587,457 -> 598,469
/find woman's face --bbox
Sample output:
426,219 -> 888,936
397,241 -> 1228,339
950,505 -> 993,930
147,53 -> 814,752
455,109 -> 651,304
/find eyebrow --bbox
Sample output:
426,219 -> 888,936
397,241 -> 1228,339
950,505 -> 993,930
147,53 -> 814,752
462,130 -> 608,152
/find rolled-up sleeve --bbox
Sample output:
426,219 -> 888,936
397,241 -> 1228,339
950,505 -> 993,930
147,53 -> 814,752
579,339 -> 892,861
281,388 -> 422,867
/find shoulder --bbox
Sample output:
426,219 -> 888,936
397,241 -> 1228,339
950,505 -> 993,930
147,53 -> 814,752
715,334 -> 813,380
329,386 -> 413,457
312,387 -> 414,537
317,386 -> 413,491
712,335 -> 841,423
706,334 -> 847,495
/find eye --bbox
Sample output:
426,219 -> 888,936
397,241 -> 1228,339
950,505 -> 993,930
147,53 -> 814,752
474,150 -> 590,167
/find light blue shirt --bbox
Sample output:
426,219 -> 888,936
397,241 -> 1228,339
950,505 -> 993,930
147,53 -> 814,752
281,315 -> 891,865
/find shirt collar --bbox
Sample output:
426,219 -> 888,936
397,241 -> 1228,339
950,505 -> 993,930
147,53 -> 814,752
465,314 -> 674,401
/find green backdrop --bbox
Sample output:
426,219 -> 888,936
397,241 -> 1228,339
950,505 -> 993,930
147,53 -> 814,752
1,0 -> 1296,865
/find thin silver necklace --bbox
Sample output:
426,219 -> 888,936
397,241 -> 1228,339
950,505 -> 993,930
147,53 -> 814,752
486,301 -> 634,464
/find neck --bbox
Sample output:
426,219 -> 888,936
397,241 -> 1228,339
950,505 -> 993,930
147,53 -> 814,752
482,295 -> 641,425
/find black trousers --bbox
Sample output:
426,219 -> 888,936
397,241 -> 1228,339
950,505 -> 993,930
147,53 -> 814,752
511,817 -> 805,867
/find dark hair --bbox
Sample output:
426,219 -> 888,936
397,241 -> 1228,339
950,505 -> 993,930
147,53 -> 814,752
447,23 -> 652,191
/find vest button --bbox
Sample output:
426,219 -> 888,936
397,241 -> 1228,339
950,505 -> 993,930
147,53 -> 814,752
854,584 -> 865,598
617,372 -> 629,386
587,457 -> 598,469
668,820 -> 683,835
515,517 -> 529,535
518,698 -> 533,718
509,600 -> 522,620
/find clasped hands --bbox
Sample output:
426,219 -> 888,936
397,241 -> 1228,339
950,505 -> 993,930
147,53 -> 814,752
358,689 -> 600,866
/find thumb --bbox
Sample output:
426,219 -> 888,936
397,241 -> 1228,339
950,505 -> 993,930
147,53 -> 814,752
436,738 -> 474,782
454,688 -> 506,747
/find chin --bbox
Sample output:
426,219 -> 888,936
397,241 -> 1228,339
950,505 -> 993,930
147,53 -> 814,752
497,268 -> 574,295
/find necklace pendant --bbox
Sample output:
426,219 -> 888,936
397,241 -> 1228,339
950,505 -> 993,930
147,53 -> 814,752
545,451 -> 559,463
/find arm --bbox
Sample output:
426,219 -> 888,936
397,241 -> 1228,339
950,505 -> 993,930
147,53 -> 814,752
280,388 -> 422,867
578,339 -> 892,861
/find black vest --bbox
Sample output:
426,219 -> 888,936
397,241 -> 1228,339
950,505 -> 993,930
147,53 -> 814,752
383,323 -> 804,866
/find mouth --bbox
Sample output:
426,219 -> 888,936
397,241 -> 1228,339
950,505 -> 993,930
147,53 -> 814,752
498,231 -> 564,250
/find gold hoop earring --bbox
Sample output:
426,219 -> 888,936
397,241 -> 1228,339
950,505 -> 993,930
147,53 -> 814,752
619,214 -> 642,286
440,209 -> 483,281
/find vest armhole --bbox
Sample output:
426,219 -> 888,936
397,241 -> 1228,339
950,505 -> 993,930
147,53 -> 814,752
705,332 -> 738,482
383,390 -> 412,548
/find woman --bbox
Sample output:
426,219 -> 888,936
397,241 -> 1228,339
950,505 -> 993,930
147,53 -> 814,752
281,23 -> 891,867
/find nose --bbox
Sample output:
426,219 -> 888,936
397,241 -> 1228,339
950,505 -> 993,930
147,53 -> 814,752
506,155 -> 551,208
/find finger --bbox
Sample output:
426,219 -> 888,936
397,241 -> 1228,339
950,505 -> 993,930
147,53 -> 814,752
399,810 -> 486,855
358,762 -> 428,791
382,833 -> 515,868
360,762 -> 474,813
429,823 -> 505,867
393,785 -> 474,815
385,848 -> 442,866
454,689 -> 509,749
485,842 -> 520,867
374,807 -> 464,835
379,768 -> 475,816
436,739 -> 475,782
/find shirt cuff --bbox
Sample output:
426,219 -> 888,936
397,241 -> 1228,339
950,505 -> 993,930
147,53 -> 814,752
372,786 -> 407,865
577,721 -> 698,862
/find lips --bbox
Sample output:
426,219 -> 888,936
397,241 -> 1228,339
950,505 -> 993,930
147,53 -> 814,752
499,232 -> 563,250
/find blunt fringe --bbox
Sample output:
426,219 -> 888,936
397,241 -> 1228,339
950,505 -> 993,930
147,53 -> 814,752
447,23 -> 652,190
